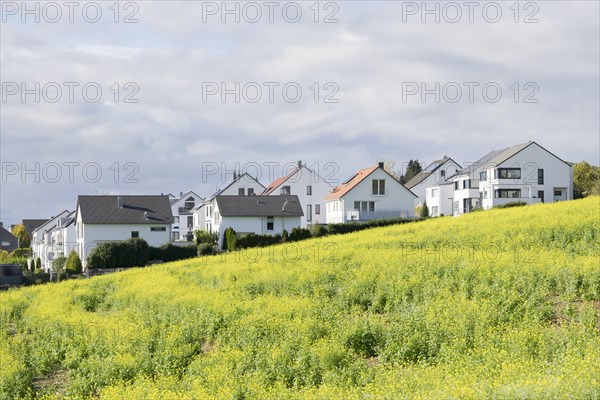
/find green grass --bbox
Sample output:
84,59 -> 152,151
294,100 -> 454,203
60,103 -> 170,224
1,197 -> 599,399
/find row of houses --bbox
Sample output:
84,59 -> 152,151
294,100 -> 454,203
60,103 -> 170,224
13,141 -> 572,271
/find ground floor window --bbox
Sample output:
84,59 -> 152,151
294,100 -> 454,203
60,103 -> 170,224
131,231 -> 139,238
267,217 -> 274,231
495,189 -> 521,198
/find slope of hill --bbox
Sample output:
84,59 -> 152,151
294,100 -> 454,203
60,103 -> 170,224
1,198 -> 599,399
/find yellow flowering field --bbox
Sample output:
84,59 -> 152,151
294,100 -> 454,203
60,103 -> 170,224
1,197 -> 599,399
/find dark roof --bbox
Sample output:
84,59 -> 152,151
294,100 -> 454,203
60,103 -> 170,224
210,173 -> 265,200
21,219 -> 48,237
261,164 -> 333,195
405,157 -> 461,188
0,225 -> 19,252
77,195 -> 174,224
215,195 -> 304,217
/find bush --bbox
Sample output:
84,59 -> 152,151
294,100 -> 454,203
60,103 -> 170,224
150,243 -> 197,262
237,233 -> 282,249
66,251 -> 82,274
494,201 -> 528,209
420,201 -> 429,218
10,248 -> 32,258
310,225 -> 328,238
87,238 -> 150,269
223,227 -> 236,252
53,256 -> 67,272
289,227 -> 312,242
194,229 -> 218,245
0,250 -> 8,263
35,257 -> 42,271
6,256 -> 28,271
327,218 -> 409,235
197,243 -> 217,256
281,229 -> 289,242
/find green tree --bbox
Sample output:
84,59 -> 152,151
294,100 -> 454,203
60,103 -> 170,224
52,256 -> 67,272
66,250 -> 82,274
11,224 -> 30,248
573,161 -> 600,199
420,201 -> 430,218
35,257 -> 42,270
400,159 -> 423,184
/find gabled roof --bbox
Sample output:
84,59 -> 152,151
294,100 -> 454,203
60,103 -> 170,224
20,219 -> 48,237
33,211 -> 71,235
261,163 -> 333,196
76,195 -> 174,224
215,195 -> 304,217
210,173 -> 265,199
405,156 -> 461,188
170,191 -> 203,206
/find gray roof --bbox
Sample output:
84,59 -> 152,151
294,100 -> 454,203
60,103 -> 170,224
215,195 -> 304,217
452,144 -> 531,177
0,225 -> 19,251
77,195 -> 174,224
21,219 -> 48,237
405,157 -> 461,188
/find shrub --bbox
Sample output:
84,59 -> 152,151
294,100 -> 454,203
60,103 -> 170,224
194,229 -> 218,245
35,257 -> 42,271
150,243 -> 197,262
66,251 -> 82,274
6,256 -> 28,271
53,256 -> 67,272
87,238 -> 149,269
223,227 -> 236,251
237,233 -> 282,249
310,225 -> 328,238
420,201 -> 429,218
0,250 -> 8,263
494,201 -> 528,209
10,248 -> 32,258
281,229 -> 289,242
197,243 -> 217,256
289,227 -> 312,242
327,218 -> 409,235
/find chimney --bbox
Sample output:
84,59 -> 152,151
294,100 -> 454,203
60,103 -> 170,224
0,222 -> 3,229
180,191 -> 183,197
144,211 -> 149,220
297,159 -> 302,169
378,161 -> 385,169
117,196 -> 124,208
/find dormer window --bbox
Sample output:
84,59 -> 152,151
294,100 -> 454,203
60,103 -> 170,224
280,186 -> 291,195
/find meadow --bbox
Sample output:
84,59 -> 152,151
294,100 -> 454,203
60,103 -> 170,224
1,197 -> 599,399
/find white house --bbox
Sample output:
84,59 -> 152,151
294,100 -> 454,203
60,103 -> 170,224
31,210 -> 71,271
75,195 -> 173,269
477,141 -> 572,209
425,141 -> 573,216
211,195 -> 303,248
170,191 -> 204,242
262,160 -> 333,227
405,156 -> 461,209
324,162 -> 417,224
49,212 -> 76,265
193,173 -> 265,233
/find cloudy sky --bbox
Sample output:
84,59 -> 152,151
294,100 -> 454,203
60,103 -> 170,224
1,1 -> 598,225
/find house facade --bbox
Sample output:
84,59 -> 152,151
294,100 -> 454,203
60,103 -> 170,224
425,141 -> 573,216
170,191 -> 203,242
405,157 -> 461,209
424,182 -> 455,217
49,212 -> 76,263
0,222 -> 19,252
75,195 -> 173,269
325,162 -> 417,224
262,160 -> 333,227
193,173 -> 265,233
211,195 -> 303,248
31,210 -> 72,271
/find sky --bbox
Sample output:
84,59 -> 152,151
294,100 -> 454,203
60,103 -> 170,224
1,0 -> 599,226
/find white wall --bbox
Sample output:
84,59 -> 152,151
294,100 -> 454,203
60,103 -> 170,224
412,159 -> 461,206
425,183 -> 455,217
216,215 -> 301,248
326,168 -> 416,223
171,192 -> 203,241
266,166 -> 333,227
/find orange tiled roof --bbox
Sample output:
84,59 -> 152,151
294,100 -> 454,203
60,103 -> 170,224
324,165 -> 379,200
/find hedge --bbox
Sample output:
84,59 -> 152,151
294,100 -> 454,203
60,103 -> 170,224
494,201 -> 528,209
87,238 -> 150,269
236,233 -> 282,249
150,243 -> 197,262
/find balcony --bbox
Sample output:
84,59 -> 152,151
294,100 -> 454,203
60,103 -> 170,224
178,207 -> 193,215
346,209 -> 409,222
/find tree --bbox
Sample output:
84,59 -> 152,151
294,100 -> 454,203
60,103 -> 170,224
11,224 -> 30,248
35,257 -> 42,271
573,161 -> 600,199
66,250 -> 82,274
382,160 -> 402,181
400,159 -> 423,184
52,256 -> 67,272
420,201 -> 430,218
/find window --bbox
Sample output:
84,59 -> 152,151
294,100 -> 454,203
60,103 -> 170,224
431,206 -> 438,216
372,179 -> 385,195
151,227 -> 166,231
131,231 -> 139,238
463,179 -> 474,189
172,232 -> 179,240
498,168 -> 521,179
280,186 -> 291,195
315,204 -> 320,214
184,197 -> 195,210
441,170 -> 445,178
248,188 -> 254,196
238,188 -> 245,196
538,190 -> 544,203
538,169 -> 544,184
354,201 -> 360,211
480,171 -> 487,181
454,181 -> 459,190
432,188 -> 439,198
307,204 -> 312,222
267,217 -> 274,231
187,216 -> 193,227
361,201 -> 368,212
554,190 -> 562,196
307,185 -> 312,195
495,189 -> 521,198
369,201 -> 375,212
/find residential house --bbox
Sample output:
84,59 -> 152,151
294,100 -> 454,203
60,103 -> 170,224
31,210 -> 72,271
0,222 -> 19,252
324,162 -> 417,224
193,173 -> 265,233
404,156 -> 461,209
11,219 -> 48,247
170,191 -> 204,242
211,195 -> 303,248
425,141 -> 573,216
49,212 -> 76,264
75,195 -> 173,269
262,160 -> 333,227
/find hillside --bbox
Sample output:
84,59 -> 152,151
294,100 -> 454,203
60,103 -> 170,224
1,198 -> 599,399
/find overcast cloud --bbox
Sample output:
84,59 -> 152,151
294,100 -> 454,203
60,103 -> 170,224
1,0 -> 599,225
